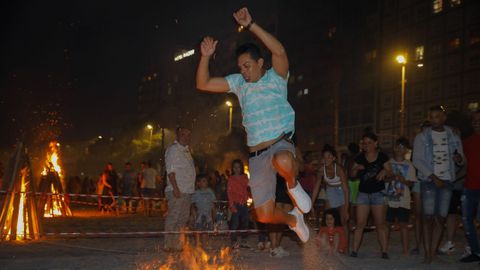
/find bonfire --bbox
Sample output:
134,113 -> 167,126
39,141 -> 72,218
0,142 -> 42,241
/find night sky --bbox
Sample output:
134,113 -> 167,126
0,0 -> 273,147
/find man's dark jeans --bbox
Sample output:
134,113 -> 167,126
462,188 -> 480,255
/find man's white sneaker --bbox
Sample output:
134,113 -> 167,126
439,241 -> 455,254
277,246 -> 290,257
288,183 -> 312,213
288,207 -> 310,243
270,247 -> 283,258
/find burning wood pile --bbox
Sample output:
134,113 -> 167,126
38,141 -> 72,218
0,142 -> 42,241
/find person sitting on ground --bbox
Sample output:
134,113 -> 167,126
316,208 -> 347,255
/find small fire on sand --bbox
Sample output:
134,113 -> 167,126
140,243 -> 235,270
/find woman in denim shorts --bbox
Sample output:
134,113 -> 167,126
350,132 -> 391,259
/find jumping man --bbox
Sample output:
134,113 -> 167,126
196,7 -> 311,242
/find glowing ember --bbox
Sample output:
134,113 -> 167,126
139,243 -> 235,270
40,141 -> 71,218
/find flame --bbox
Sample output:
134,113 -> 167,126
41,141 -> 71,218
43,184 -> 64,217
140,243 -> 235,270
3,169 -> 34,240
41,141 -> 63,178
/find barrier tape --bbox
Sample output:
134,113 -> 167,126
0,190 -> 229,204
0,229 -> 265,239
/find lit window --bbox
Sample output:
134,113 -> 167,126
415,46 -> 424,61
449,37 -> 461,49
303,89 -> 309,95
449,0 -> 461,7
433,0 -> 443,13
468,102 -> 479,111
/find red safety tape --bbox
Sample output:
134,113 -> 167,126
0,190 -> 229,204
42,229 -> 264,237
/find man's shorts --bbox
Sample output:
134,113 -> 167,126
421,181 -> 453,218
448,189 -> 462,215
386,207 -> 410,223
249,139 -> 295,207
356,191 -> 386,206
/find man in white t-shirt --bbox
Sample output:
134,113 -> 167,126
163,127 -> 196,251
141,161 -> 159,216
413,105 -> 464,263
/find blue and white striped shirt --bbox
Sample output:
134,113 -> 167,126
225,68 -> 295,147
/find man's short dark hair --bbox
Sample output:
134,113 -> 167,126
362,132 -> 378,142
429,105 -> 446,113
236,43 -> 263,60
395,137 -> 410,148
196,173 -> 208,182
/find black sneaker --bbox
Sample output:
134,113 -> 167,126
381,252 -> 389,259
350,251 -> 358,258
459,254 -> 480,263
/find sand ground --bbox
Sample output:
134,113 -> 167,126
0,208 -> 478,270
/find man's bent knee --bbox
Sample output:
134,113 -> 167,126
273,151 -> 295,171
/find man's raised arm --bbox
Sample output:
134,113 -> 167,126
233,7 -> 289,79
196,37 -> 229,93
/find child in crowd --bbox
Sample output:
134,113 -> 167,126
227,159 -> 250,249
385,137 -> 416,255
316,208 -> 347,255
191,174 -> 216,247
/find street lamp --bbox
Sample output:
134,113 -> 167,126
396,54 -> 407,136
225,101 -> 233,133
146,124 -> 153,150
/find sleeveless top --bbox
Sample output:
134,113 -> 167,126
323,164 -> 342,186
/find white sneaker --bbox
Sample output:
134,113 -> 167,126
439,241 -> 455,254
270,247 -> 283,258
257,241 -> 265,251
288,207 -> 310,243
461,246 -> 471,259
288,183 -> 312,213
277,246 -> 290,257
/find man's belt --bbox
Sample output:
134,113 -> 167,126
249,132 -> 293,158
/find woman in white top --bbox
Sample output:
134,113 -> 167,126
312,144 -> 350,227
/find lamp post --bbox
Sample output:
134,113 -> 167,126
146,124 -> 153,150
396,54 -> 407,136
225,101 -> 233,133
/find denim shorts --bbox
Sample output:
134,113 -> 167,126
356,191 -> 386,206
326,185 -> 345,208
421,181 -> 453,218
249,139 -> 296,207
